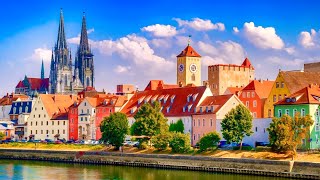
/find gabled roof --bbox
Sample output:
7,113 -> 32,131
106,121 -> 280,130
224,87 -> 243,95
275,85 -> 320,105
177,45 -> 201,57
0,94 -> 29,106
279,71 -> 320,94
39,94 -> 75,120
15,77 -> 49,91
196,94 -> 234,114
144,80 -> 179,91
242,80 -> 274,99
241,58 -> 253,67
121,86 -> 210,117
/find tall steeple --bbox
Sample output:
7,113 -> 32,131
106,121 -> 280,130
41,59 -> 45,79
56,9 -> 67,50
79,12 -> 89,53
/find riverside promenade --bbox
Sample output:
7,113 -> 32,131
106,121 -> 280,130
0,149 -> 319,179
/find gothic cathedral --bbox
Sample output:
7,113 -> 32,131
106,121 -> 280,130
49,10 -> 94,94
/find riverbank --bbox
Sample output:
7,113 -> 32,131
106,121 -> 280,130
0,149 -> 319,179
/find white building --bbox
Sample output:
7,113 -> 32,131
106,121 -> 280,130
77,97 -> 98,140
27,94 -> 75,140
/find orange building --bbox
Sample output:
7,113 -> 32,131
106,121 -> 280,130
239,80 -> 274,118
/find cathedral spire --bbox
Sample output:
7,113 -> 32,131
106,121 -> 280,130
56,9 -> 67,50
79,12 -> 89,53
50,51 -> 54,70
41,59 -> 45,79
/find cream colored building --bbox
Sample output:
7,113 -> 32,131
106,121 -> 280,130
176,45 -> 202,87
27,94 -> 75,140
78,97 -> 97,140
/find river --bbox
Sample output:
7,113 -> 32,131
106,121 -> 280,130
0,160 -> 288,180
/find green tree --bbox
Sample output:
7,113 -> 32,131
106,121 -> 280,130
221,104 -> 253,150
199,132 -> 221,151
169,119 -> 184,133
132,101 -> 168,137
0,132 -> 5,140
152,132 -> 172,151
100,112 -> 129,149
169,132 -> 191,153
267,113 -> 313,156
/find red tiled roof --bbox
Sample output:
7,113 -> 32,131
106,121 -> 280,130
196,94 -> 234,114
209,58 -> 255,70
39,94 -> 76,119
225,87 -> 243,95
177,45 -> 201,57
242,80 -> 274,99
16,81 -> 24,88
15,78 -> 49,90
275,85 -> 320,105
144,80 -> 179,91
121,86 -> 209,117
0,94 -> 29,106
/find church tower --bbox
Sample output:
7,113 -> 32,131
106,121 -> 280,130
176,40 -> 201,87
49,9 -> 73,94
76,12 -> 94,88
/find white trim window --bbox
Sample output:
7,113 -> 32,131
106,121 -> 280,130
278,109 -> 282,117
285,109 -> 289,115
301,108 -> 305,117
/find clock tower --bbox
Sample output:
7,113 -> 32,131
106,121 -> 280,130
176,43 -> 201,87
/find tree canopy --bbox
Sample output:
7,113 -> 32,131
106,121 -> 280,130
199,131 -> 221,151
267,113 -> 313,155
0,132 -> 5,140
131,101 -> 168,137
221,104 -> 253,149
169,119 -> 184,133
100,112 -> 129,149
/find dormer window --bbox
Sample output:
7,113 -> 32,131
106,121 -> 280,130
188,104 -> 193,112
84,102 -> 87,106
183,106 -> 186,112
192,93 -> 198,102
200,107 -> 203,113
170,95 -> 176,103
167,106 -> 171,113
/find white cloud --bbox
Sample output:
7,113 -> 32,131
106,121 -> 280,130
198,40 -> 246,65
29,48 -> 51,62
114,65 -> 131,73
267,56 -> 304,66
233,27 -> 239,34
141,24 -> 177,37
299,29 -> 317,48
284,47 -> 295,54
87,28 -> 94,34
173,18 -> 225,31
241,22 -> 284,50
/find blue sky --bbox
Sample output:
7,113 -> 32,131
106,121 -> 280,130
1,0 -> 320,95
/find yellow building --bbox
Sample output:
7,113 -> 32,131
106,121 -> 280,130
176,44 -> 201,87
263,70 -> 320,118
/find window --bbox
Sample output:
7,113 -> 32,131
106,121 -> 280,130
84,102 -> 86,106
31,130 -> 32,135
33,115 -> 35,118
278,109 -> 282,117
193,119 -> 195,126
87,109 -> 89,114
278,95 -> 282,101
242,93 -> 246,98
284,94 -> 287,98
246,101 -> 249,108
46,130 -> 49,134
13,107 -> 16,114
281,82 -> 284,88
251,92 -> 255,98
35,122 -> 37,126
63,130 -> 65,134
273,95 -> 276,102
81,117 -> 83,121
198,134 -> 200,140
38,114 -> 40,118
301,109 -> 305,116
58,121 -> 60,125
19,107 -> 22,113
71,128 -> 73,133
58,130 -> 60,134
52,130 -> 54,134
87,77 -> 90,86
191,74 -> 195,81
276,82 -> 279,88
41,121 -> 43,126
41,130 -> 43,134
255,127 -> 258,132
81,110 -> 84,114
71,119 -> 74,123
41,107 -> 43,110
36,130 -> 37,134
247,92 -> 250,98
253,112 -> 257,118
109,109 -> 112,113
293,109 -> 297,116
203,119 -> 205,126
85,117 -> 88,121
198,119 -> 200,126
25,106 -> 28,112
52,121 -> 54,125
46,121 -> 48,125
31,122 -> 32,126
253,100 -> 257,107
210,119 -> 213,127
193,134 -> 196,140
63,121 -> 65,126
285,109 -> 289,115
44,114 -> 46,118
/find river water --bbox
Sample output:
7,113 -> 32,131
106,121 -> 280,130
0,160 -> 287,180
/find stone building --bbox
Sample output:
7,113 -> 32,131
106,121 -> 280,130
208,58 -> 255,95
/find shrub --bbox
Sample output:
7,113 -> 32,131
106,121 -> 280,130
152,132 -> 172,151
199,132 -> 221,151
169,132 -> 191,153
169,119 -> 184,133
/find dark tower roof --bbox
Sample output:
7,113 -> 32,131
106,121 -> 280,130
50,51 -> 54,70
79,12 -> 89,53
41,59 -> 45,79
56,9 -> 67,50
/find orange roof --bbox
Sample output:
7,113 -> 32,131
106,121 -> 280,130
209,58 -> 255,70
242,80 -> 274,99
279,71 -> 320,94
0,94 -> 29,106
196,94 -> 234,114
276,85 -> 320,105
225,87 -> 243,95
39,94 -> 76,120
144,80 -> 179,91
121,86 -> 209,117
97,95 -> 128,108
177,45 -> 201,57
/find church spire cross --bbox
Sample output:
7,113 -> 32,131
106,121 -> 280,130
56,9 -> 67,50
188,35 -> 192,46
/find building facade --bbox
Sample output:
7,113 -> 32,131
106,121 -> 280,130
208,58 -> 255,95
176,44 -> 202,87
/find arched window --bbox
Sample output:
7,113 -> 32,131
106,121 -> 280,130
25,106 -> 28,112
64,74 -> 68,86
13,107 -> 16,114
86,77 -> 90,87
19,107 -> 22,114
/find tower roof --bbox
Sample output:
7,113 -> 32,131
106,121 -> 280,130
177,45 -> 201,57
56,9 -> 67,50
241,58 -> 253,67
79,12 -> 90,53
41,59 -> 45,79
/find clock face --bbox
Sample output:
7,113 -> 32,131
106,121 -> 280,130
178,64 -> 184,72
190,64 -> 197,73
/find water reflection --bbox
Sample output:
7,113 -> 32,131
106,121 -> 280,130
0,160 -> 287,180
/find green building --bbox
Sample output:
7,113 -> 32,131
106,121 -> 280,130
274,85 -> 320,150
